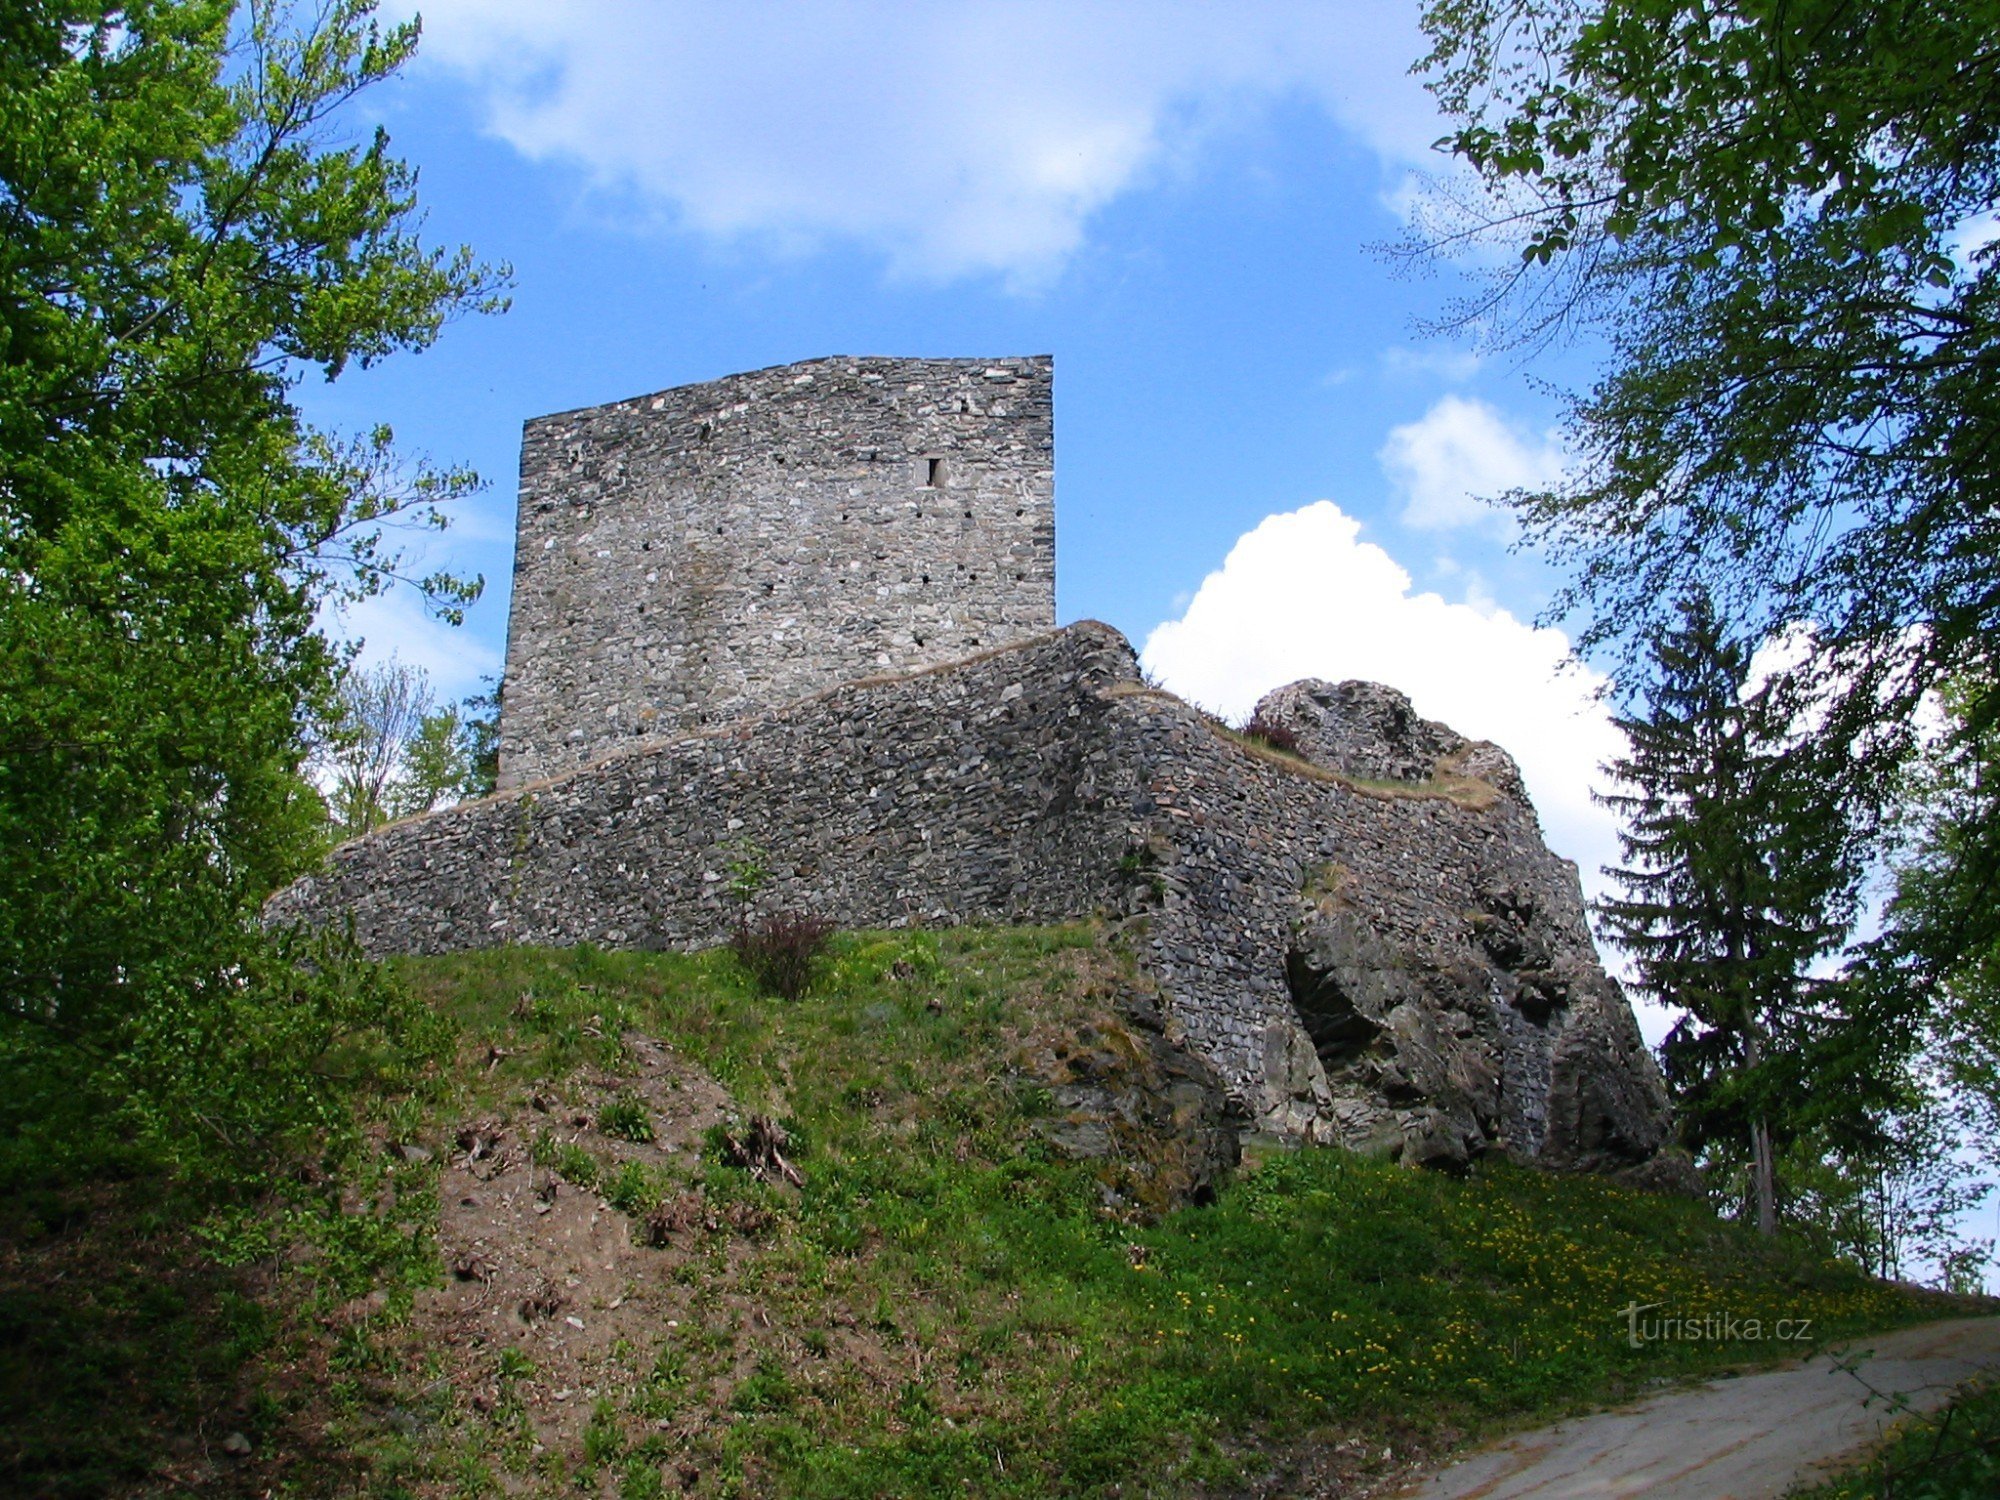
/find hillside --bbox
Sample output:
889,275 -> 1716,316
1,927 -> 1958,1498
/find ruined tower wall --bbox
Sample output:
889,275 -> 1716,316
498,356 -> 1055,788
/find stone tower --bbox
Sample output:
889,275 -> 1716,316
498,355 -> 1056,788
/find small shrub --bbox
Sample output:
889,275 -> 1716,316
597,1094 -> 654,1144
712,1114 -> 805,1186
605,1160 -> 666,1217
1241,713 -> 1302,756
730,911 -> 836,1001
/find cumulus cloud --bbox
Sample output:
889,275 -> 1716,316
1139,500 -> 1686,1043
1142,501 -> 1625,891
400,0 -> 1443,284
1379,394 -> 1567,532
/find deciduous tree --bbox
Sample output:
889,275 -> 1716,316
0,0 -> 505,1181
1415,1 -> 2000,1248
315,660 -> 494,837
1416,0 -> 2000,894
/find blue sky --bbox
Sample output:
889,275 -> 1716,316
300,1 -> 1634,987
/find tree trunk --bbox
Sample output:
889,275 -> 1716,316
1745,1025 -> 1778,1237
1750,1115 -> 1778,1237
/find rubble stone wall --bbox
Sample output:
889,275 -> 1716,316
499,356 -> 1056,787
270,624 -> 1677,1181
276,626 -> 1132,955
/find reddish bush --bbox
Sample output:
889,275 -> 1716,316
1241,713 -> 1302,756
730,911 -> 835,1001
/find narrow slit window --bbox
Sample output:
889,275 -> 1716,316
925,457 -> 943,488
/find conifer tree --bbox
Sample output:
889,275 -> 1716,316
1416,0 -> 2000,1064
1598,597 -> 1869,1235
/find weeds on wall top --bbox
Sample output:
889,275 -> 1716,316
1240,712 -> 1303,757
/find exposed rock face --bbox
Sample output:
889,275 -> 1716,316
1029,987 -> 1243,1218
1253,678 -> 1680,1182
268,625 -> 1683,1186
1255,679 -> 1468,784
1284,883 -> 1673,1178
1255,677 -> 1531,803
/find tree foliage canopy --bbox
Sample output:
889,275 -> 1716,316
1419,0 -> 2000,715
0,0 -> 504,1181
1420,0 -> 2000,1259
1887,680 -> 2000,1141
315,659 -> 498,839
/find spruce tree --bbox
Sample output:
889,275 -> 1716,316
1598,597 -> 1867,1235
1416,0 -> 2000,1102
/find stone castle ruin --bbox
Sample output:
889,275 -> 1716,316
271,355 -> 1683,1186
501,357 -> 1055,787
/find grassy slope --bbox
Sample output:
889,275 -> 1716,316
0,927 -> 1957,1498
360,928 -> 1944,1498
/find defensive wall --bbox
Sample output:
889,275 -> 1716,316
270,622 -> 1676,1179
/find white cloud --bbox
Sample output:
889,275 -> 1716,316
1140,501 -> 1681,1045
1380,344 -> 1481,382
401,0 -> 1443,284
1140,502 -> 1674,1035
1379,394 -> 1566,532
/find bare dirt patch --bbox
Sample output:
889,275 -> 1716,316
402,1032 -> 755,1479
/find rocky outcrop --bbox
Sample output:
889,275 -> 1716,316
269,625 -> 1683,1186
1029,987 -> 1243,1218
1252,679 -> 1684,1185
1255,679 -> 1468,784
1255,677 -> 1531,803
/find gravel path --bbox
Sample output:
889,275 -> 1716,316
1394,1315 -> 2000,1500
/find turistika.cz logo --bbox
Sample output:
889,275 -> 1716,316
1616,1302 -> 1816,1349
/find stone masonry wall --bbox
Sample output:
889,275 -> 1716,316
275,626 -> 1132,955
1102,681 -> 1673,1180
270,624 -> 1676,1180
499,356 -> 1056,788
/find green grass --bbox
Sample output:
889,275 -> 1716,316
598,1092 -> 657,1143
1794,1379 -> 2000,1499
0,927 -> 1957,1498
378,927 -> 1947,1497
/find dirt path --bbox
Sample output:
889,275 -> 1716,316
1393,1315 -> 2000,1500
